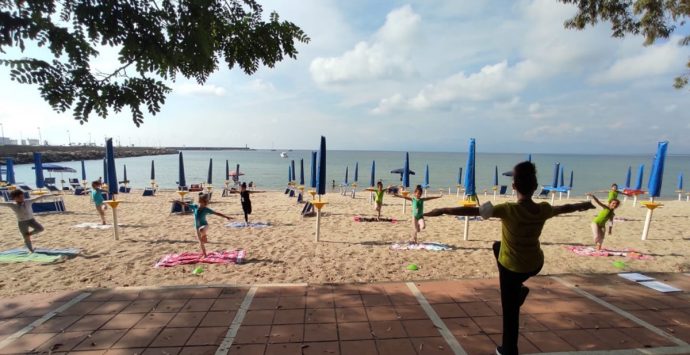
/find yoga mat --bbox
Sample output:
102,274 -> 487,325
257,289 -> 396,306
565,246 -> 652,260
155,249 -> 246,268
225,222 -> 271,229
353,216 -> 397,223
391,242 -> 452,251
0,248 -> 80,263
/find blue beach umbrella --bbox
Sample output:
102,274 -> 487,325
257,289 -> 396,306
80,160 -> 86,181
33,153 -> 45,188
123,165 -> 128,183
6,158 -> 15,185
105,138 -> 118,196
634,164 -> 644,190
310,152 -> 317,188
493,166 -> 498,187
527,154 -> 532,162
344,166 -> 349,185
178,152 -> 186,188
464,139 -> 476,197
235,164 -> 240,182
354,162 -> 359,183
288,165 -> 292,182
678,173 -> 684,191
225,160 -> 229,181
316,136 -> 326,195
457,167 -> 462,185
291,160 -> 296,182
300,159 -> 305,185
551,162 -> 560,188
103,159 -> 108,185
207,159 -> 213,184
647,141 -> 668,198
403,152 -> 410,188
424,164 -> 430,187
559,166 -> 565,188
370,160 -> 376,187
150,160 -> 155,180
624,166 -> 631,189
569,171 -> 574,189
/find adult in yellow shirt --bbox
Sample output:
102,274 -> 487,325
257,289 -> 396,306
425,161 -> 593,355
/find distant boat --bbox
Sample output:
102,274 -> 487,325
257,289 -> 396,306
280,152 -> 288,158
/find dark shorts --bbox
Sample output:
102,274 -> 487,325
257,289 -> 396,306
18,218 -> 44,237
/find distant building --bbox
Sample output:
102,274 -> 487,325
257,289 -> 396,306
0,137 -> 12,145
26,139 -> 40,146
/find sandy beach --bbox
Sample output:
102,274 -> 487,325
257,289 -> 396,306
0,189 -> 688,296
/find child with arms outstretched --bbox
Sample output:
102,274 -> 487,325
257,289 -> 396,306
0,190 -> 53,252
424,162 -> 593,355
587,193 -> 619,250
91,180 -> 107,225
394,185 -> 441,243
174,193 -> 232,257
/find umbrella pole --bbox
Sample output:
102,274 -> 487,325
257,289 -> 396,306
315,209 -> 321,242
632,195 -> 637,207
493,190 -> 496,201
112,208 -> 120,240
550,192 -> 555,205
463,216 -> 469,241
641,198 -> 655,241
456,186 -> 460,197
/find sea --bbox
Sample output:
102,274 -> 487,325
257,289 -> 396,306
8,150 -> 690,199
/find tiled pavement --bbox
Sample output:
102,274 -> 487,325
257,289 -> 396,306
0,273 -> 689,355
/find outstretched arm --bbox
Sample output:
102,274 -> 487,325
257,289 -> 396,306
421,195 -> 442,202
424,206 -> 479,217
587,194 -> 607,209
552,201 -> 595,216
393,193 -> 412,201
214,211 -> 232,220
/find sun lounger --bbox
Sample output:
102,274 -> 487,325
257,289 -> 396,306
69,178 -> 81,189
499,185 -> 508,195
32,195 -> 66,214
142,187 -> 155,196
189,184 -> 203,192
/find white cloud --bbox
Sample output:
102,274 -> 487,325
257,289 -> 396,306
523,122 -> 584,140
528,102 -> 541,113
310,5 -> 420,84
591,38 -> 685,84
174,84 -> 227,97
246,79 -> 276,93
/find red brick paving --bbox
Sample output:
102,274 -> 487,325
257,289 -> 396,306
0,274 -> 687,354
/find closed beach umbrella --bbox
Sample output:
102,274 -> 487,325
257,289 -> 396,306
316,136 -> 326,195
425,164 -> 430,187
178,152 -> 186,188
299,159 -> 305,185
634,164 -> 644,190
34,153 -> 45,188
457,167 -> 463,185
403,152 -> 410,188
647,141 -> 668,198
235,164 -> 240,182
291,160 -> 295,182
6,158 -> 15,185
81,160 -> 86,181
105,138 -> 118,196
370,160 -> 376,187
464,139 -> 476,198
225,160 -> 229,181
123,165 -> 128,183
642,141 -> 669,240
288,165 -> 292,182
310,152 -> 317,188
150,160 -> 155,180
569,171 -> 574,189
527,154 -> 532,162
354,162 -> 359,183
559,166 -> 565,188
624,166 -> 631,189
103,159 -> 108,185
493,166 -> 498,187
678,173 -> 683,191
344,166 -> 349,185
206,159 -> 213,185
551,162 -> 560,188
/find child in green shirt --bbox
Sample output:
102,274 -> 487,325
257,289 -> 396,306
394,185 -> 441,243
587,193 -> 620,250
174,193 -> 232,257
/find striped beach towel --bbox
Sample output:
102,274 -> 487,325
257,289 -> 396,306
155,250 -> 246,267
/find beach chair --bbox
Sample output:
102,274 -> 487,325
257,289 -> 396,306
297,192 -> 303,203
499,185 -> 508,195
69,178 -> 80,190
43,178 -> 60,193
118,185 -> 131,193
18,184 -> 32,192
142,187 -> 155,196
189,184 -> 203,192
170,197 -> 193,214
301,201 -> 315,217
32,195 -> 66,214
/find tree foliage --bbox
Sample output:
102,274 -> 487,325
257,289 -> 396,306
0,0 -> 309,126
560,0 -> 690,88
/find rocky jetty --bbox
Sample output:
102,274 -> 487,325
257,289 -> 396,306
0,145 -> 177,164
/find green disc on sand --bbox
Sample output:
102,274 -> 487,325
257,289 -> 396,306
612,261 -> 626,269
406,264 -> 419,271
192,266 -> 204,275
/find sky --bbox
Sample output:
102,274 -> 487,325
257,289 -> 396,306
0,0 -> 689,154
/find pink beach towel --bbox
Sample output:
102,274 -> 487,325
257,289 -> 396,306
155,250 -> 246,268
565,246 -> 652,260
353,216 -> 397,223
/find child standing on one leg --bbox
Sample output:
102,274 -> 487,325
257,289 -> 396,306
239,182 -> 264,225
424,162 -> 593,355
90,181 -> 107,225
394,185 -> 441,243
587,194 -> 619,250
0,190 -> 53,252
174,194 -> 232,257
374,181 -> 385,220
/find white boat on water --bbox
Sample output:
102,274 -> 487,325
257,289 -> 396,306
280,152 -> 288,158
